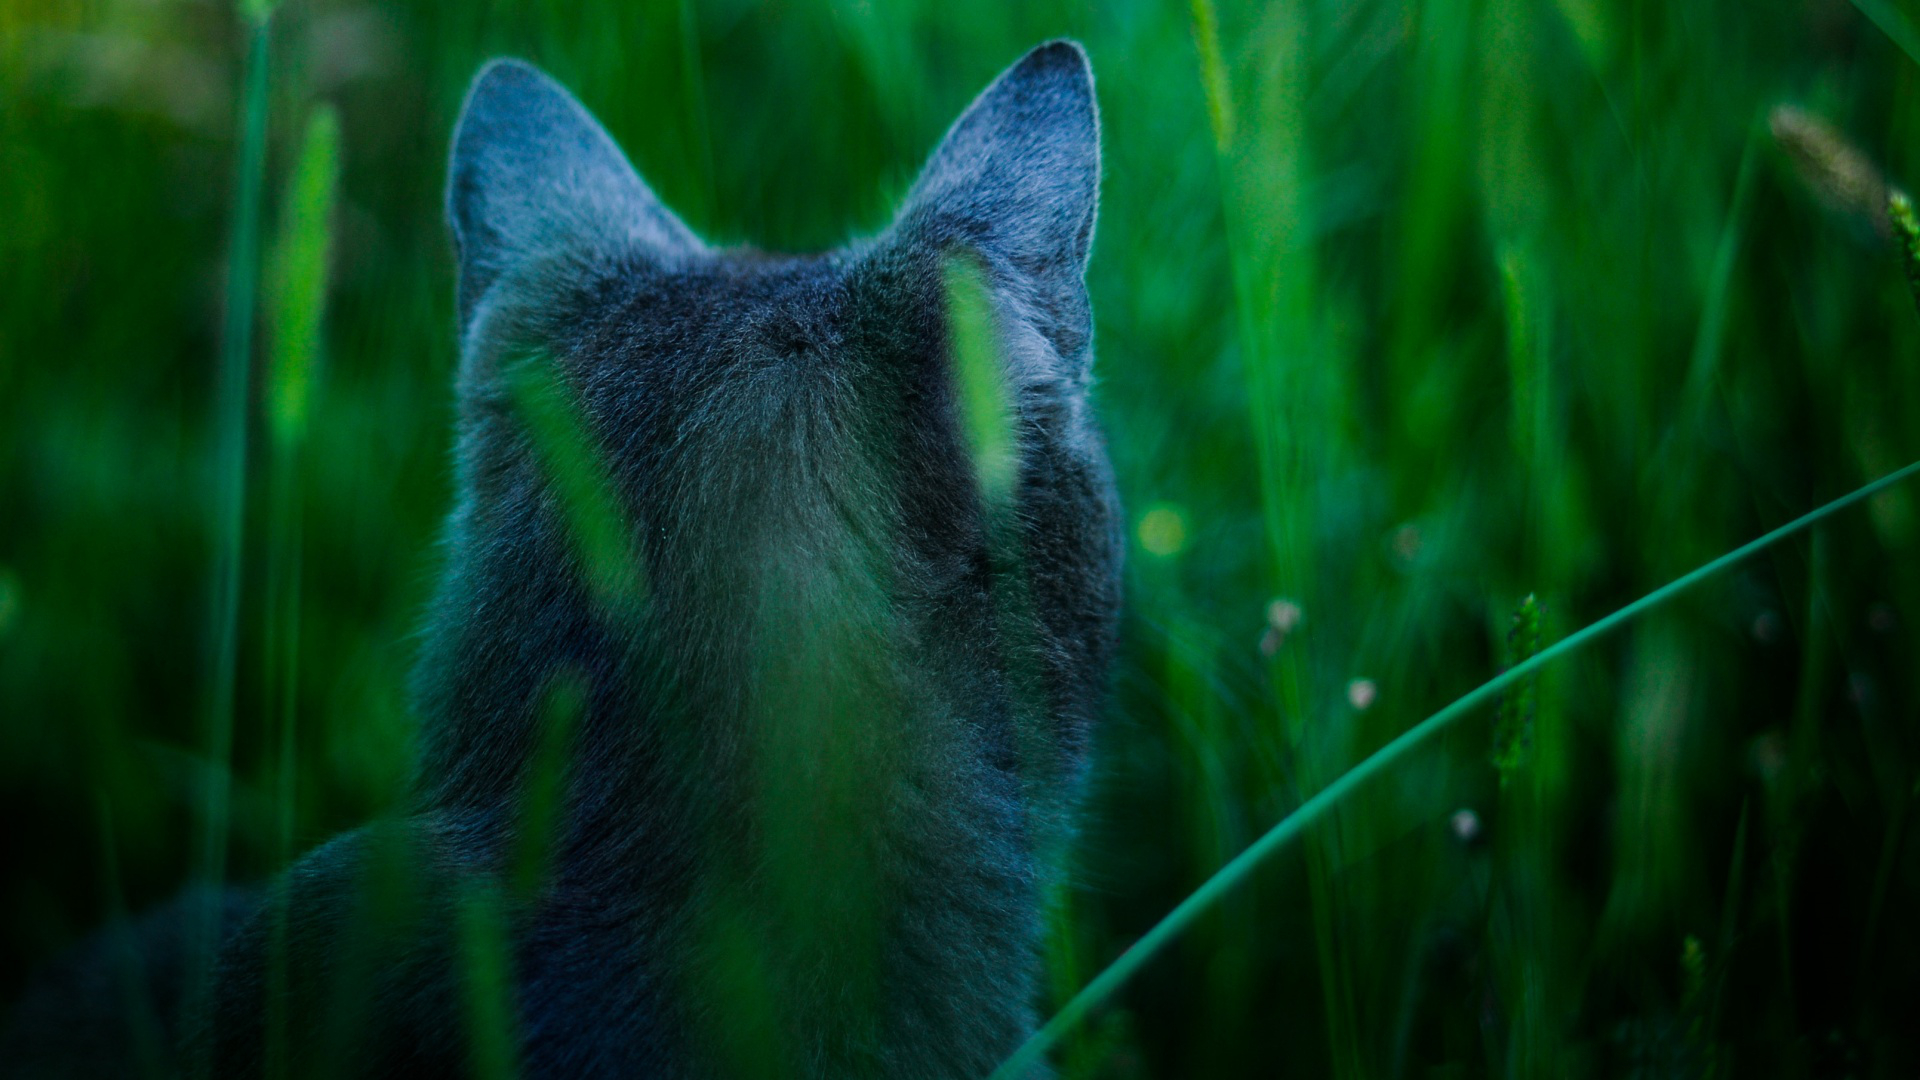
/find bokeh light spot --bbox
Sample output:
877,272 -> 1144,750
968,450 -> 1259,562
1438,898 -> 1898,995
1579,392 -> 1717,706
1137,504 -> 1189,558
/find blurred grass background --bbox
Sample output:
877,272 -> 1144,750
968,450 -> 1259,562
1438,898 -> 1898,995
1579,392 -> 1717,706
4,0 -> 1920,1075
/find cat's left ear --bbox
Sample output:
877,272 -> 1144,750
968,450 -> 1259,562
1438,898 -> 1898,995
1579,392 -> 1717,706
447,59 -> 702,331
891,41 -> 1100,352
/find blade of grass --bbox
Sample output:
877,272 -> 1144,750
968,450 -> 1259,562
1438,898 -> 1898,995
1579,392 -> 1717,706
945,256 -> 1019,507
263,103 -> 341,1080
989,457 -> 1920,1080
459,881 -> 521,1080
1187,0 -> 1232,150
504,357 -> 648,613
508,671 -> 585,903
1849,0 -> 1920,69
1189,4 -> 1358,1073
675,0 -> 716,229
266,106 -> 340,451
1677,121 -> 1760,417
95,794 -> 169,1080
188,8 -> 272,1075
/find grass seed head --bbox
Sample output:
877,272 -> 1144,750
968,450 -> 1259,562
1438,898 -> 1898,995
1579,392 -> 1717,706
1492,593 -> 1542,788
1770,104 -> 1890,235
1887,189 -> 1920,316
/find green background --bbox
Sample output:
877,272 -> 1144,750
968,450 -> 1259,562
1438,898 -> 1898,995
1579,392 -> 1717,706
4,0 -> 1920,1074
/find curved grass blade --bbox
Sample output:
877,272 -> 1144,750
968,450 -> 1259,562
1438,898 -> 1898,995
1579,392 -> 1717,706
990,457 -> 1920,1079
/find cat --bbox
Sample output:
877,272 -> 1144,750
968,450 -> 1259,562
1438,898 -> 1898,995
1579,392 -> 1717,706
5,39 -> 1120,1080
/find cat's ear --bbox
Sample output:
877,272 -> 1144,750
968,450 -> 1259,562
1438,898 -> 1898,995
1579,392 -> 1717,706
891,40 -> 1099,336
447,59 -> 701,329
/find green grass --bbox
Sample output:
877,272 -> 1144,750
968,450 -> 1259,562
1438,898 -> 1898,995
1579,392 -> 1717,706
998,458 -> 1920,1079
4,0 -> 1920,1076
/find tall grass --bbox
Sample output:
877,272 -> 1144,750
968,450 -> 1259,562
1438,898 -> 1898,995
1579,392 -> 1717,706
5,0 -> 1920,1076
186,6 -> 274,1075
996,459 -> 1920,1079
262,101 -> 340,1080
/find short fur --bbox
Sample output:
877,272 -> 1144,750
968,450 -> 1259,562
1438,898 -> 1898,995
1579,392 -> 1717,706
5,41 -> 1121,1080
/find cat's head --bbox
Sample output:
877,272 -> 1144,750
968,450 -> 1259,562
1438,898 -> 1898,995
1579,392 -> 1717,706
432,43 -> 1120,806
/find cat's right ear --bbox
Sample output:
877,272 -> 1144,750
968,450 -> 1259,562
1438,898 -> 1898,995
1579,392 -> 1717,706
447,59 -> 701,331
886,41 -> 1100,362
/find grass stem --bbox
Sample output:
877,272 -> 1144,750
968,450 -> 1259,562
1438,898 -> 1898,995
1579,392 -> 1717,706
187,10 -> 271,1074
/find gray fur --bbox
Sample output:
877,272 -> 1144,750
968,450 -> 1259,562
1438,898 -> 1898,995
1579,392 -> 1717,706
9,40 -> 1121,1080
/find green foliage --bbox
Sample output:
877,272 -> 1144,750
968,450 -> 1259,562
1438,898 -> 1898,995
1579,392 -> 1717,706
998,456 -> 1920,1077
6,1 -> 1920,1077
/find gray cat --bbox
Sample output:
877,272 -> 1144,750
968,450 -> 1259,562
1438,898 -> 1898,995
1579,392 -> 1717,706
5,39 -> 1121,1080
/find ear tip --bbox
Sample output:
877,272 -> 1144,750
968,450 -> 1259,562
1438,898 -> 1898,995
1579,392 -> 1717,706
996,41 -> 1097,148
1016,39 -> 1095,96
449,58 -> 575,208
446,58 -> 566,290
459,58 -> 554,126
473,56 -> 537,79
1027,39 -> 1092,72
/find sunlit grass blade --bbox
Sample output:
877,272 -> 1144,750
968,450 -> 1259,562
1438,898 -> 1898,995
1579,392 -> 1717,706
944,256 -> 1018,507
990,458 -> 1920,1079
1187,0 -> 1232,152
261,101 -> 340,1080
266,106 -> 340,450
504,358 -> 646,613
